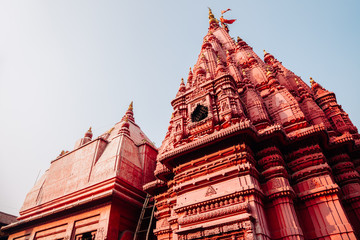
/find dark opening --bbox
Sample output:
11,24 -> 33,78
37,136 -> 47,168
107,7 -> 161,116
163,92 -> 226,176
191,104 -> 208,122
75,231 -> 96,240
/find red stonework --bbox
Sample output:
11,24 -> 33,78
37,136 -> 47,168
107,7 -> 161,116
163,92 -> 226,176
144,9 -> 360,240
3,8 -> 360,240
2,103 -> 157,240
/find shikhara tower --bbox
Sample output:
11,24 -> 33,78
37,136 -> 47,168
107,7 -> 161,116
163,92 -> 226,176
144,9 -> 360,240
2,8 -> 360,240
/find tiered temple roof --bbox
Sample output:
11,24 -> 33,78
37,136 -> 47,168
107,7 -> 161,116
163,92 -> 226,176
150,8 -> 359,171
145,8 -> 360,240
5,103 -> 157,233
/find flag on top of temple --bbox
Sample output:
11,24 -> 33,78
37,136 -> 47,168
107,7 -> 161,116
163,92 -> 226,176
220,8 -> 236,24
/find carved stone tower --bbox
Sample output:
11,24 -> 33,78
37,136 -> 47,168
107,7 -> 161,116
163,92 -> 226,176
144,9 -> 360,240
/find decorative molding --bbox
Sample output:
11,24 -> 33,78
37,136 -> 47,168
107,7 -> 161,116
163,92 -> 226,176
178,202 -> 249,225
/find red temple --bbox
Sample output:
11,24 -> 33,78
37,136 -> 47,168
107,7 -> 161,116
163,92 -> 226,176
3,103 -> 157,240
3,8 -> 360,240
144,9 -> 360,240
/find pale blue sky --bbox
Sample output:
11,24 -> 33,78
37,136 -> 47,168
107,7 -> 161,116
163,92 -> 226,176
0,1 -> 359,216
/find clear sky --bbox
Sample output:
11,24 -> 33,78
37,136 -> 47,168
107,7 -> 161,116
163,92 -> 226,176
0,1 -> 359,216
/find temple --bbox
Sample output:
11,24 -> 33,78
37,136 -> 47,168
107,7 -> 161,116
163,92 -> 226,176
3,103 -> 157,240
3,8 -> 360,240
144,8 -> 360,240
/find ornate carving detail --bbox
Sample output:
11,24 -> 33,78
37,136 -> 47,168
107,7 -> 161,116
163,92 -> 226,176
245,232 -> 255,240
178,202 -> 248,225
297,184 -> 339,200
161,218 -> 170,227
223,223 -> 241,233
187,231 -> 202,239
177,221 -> 247,240
96,227 -> 104,240
152,11 -> 360,240
204,227 -> 221,236
309,178 -> 321,189
272,178 -> 282,188
205,186 -> 217,196
175,191 -> 246,214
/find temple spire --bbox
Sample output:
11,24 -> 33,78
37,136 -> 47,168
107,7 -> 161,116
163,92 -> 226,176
177,78 -> 186,96
208,7 -> 219,27
263,49 -> 275,64
309,77 -> 322,92
124,101 -> 135,122
208,7 -> 215,22
310,77 -> 315,87
118,116 -> 130,135
186,67 -> 193,88
309,77 -> 326,94
188,67 -> 193,80
84,126 -> 93,139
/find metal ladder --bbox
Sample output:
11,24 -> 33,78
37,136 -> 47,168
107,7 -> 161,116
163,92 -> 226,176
133,194 -> 156,240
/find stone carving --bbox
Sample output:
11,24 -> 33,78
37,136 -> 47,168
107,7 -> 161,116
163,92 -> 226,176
96,227 -> 104,240
205,185 -> 217,196
204,227 -> 220,236
309,178 -> 321,189
272,178 -> 282,188
223,223 -> 240,233
187,231 -> 202,239
178,202 -> 248,224
178,221 -> 246,240
161,218 -> 169,227
245,232 -> 255,240
153,8 -> 360,240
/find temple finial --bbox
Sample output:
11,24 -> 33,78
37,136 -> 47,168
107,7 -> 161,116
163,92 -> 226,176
123,101 -> 135,122
208,7 -> 218,25
85,126 -> 93,139
176,77 -> 186,97
208,7 -> 215,20
128,101 -> 133,111
263,50 -> 275,64
188,67 -> 193,81
310,77 -> 315,86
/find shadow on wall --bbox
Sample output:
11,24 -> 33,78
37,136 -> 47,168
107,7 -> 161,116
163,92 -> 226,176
119,230 -> 133,240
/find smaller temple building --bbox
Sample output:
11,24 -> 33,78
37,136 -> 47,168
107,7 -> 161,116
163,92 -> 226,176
2,103 -> 157,240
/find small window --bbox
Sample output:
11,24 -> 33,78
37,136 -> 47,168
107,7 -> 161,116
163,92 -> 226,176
191,104 -> 208,122
75,231 -> 96,240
